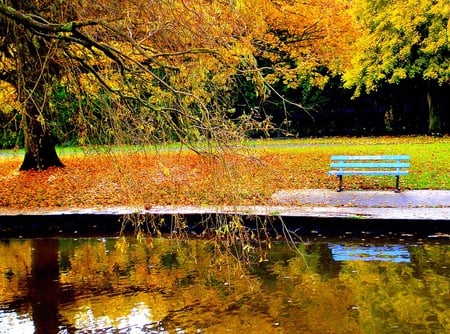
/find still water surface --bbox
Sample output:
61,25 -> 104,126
0,237 -> 449,333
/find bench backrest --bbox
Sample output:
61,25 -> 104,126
330,155 -> 410,171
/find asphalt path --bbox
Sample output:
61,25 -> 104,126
271,189 -> 450,208
1,190 -> 448,221
269,189 -> 450,221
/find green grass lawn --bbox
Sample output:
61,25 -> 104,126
1,136 -> 449,206
247,136 -> 450,190
2,136 -> 449,191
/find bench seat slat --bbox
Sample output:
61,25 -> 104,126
331,155 -> 410,161
330,162 -> 410,168
328,170 -> 409,176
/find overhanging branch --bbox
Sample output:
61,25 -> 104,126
0,3 -> 98,34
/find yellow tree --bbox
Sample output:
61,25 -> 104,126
343,0 -> 450,134
0,0 -> 260,169
237,0 -> 356,88
227,0 -> 358,134
0,0 -> 358,170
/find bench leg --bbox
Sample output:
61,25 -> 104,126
395,176 -> 401,193
337,175 -> 343,192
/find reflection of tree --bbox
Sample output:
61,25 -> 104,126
0,239 -> 66,333
267,243 -> 361,333
29,239 -> 61,334
339,245 -> 450,333
57,238 -> 270,331
2,239 -> 450,332
0,240 -> 32,304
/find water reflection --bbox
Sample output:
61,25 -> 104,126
0,237 -> 449,333
329,244 -> 411,263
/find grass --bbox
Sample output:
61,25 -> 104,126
253,136 -> 449,190
0,136 -> 448,211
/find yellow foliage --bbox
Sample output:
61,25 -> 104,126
0,81 -> 19,114
343,0 -> 450,93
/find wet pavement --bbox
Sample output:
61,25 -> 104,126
0,190 -> 449,239
1,190 -> 449,221
268,189 -> 450,221
271,189 -> 450,209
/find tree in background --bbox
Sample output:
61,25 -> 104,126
343,0 -> 450,135
236,0 -> 356,131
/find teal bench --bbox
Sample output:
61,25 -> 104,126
328,155 -> 410,192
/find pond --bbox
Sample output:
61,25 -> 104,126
0,236 -> 449,333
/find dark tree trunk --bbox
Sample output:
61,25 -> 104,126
28,239 -> 61,334
426,82 -> 442,135
19,109 -> 64,170
11,0 -> 65,170
18,80 -> 64,170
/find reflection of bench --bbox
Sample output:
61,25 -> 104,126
329,244 -> 410,263
328,155 -> 410,193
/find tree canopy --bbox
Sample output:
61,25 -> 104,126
0,0 -> 258,168
0,0 -> 354,169
342,0 -> 450,133
0,0 -> 449,170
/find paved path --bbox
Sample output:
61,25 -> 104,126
1,190 -> 449,221
271,189 -> 450,208
269,189 -> 450,221
0,190 -> 449,239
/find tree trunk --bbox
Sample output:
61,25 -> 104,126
426,82 -> 442,135
19,108 -> 64,170
11,1 -> 64,170
17,80 -> 65,171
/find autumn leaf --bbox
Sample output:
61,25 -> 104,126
1,136 -> 448,212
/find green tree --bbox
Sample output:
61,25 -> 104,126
343,0 -> 450,134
